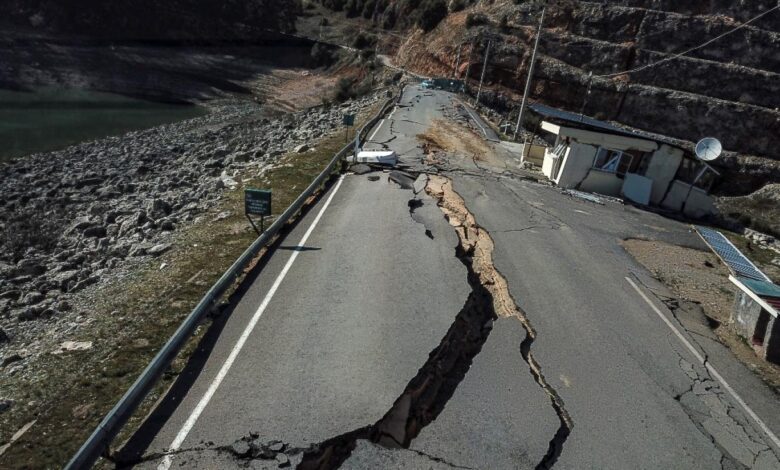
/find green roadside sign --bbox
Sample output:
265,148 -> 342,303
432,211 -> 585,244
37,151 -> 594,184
343,113 -> 355,126
245,188 -> 272,216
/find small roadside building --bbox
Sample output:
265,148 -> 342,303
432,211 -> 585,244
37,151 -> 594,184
730,276 -> 780,364
696,226 -> 780,364
531,104 -> 720,218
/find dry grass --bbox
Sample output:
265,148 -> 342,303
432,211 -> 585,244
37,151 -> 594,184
622,239 -> 734,323
262,69 -> 341,112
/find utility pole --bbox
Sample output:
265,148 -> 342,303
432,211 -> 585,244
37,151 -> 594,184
452,43 -> 462,78
464,38 -> 476,86
513,6 -> 545,142
579,71 -> 593,122
476,39 -> 491,107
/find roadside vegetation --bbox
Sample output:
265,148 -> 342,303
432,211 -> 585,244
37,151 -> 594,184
313,0 -> 460,30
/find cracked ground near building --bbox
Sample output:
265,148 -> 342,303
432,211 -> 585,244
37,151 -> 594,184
120,87 -> 780,469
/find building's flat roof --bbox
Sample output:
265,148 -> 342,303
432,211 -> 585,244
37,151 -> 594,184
738,276 -> 780,299
530,103 -> 693,153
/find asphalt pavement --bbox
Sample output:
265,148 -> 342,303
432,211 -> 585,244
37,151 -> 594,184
124,86 -> 780,469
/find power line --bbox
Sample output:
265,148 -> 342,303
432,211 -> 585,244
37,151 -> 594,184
595,3 -> 780,78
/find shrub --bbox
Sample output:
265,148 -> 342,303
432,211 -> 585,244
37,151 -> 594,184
465,12 -> 489,28
352,31 -> 375,49
382,9 -> 396,28
450,0 -> 467,12
335,77 -> 355,102
417,0 -> 447,32
311,43 -> 336,66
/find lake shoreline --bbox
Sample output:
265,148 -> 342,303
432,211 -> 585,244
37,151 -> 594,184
0,87 -> 207,162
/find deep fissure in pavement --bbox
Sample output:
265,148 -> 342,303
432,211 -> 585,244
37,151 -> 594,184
407,197 -> 435,239
218,174 -> 573,470
294,246 -> 498,469
426,175 -> 573,470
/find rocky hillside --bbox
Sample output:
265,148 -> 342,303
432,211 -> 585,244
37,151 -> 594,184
4,0 -> 301,41
0,1 -> 331,104
315,0 -> 780,231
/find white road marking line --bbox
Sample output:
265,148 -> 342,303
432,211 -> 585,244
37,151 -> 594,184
367,119 -> 385,142
157,176 -> 346,470
626,276 -> 780,452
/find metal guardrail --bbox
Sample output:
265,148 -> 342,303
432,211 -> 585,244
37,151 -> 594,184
65,92 -> 399,470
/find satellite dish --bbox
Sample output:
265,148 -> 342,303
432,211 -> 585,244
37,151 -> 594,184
695,137 -> 722,162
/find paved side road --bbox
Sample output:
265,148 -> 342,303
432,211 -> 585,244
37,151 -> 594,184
122,86 -> 780,469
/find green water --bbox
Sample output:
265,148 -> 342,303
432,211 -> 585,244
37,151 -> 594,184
0,88 -> 206,161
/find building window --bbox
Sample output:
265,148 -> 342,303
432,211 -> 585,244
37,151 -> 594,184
675,157 -> 718,192
593,147 -> 633,177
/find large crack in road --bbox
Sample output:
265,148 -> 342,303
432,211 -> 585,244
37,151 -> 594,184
425,175 -> 573,469
290,174 -> 574,470
292,175 -> 500,469
294,174 -> 573,469
161,172 -> 573,470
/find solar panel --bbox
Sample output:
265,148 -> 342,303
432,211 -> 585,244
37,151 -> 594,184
695,226 -> 771,282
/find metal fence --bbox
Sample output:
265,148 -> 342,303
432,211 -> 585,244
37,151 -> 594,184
65,91 -> 400,470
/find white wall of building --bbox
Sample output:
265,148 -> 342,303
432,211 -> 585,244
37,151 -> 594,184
644,144 -> 684,204
580,170 -> 623,195
660,180 -> 716,218
556,141 -> 598,188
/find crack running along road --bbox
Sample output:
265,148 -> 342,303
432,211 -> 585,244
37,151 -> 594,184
288,175 -> 571,470
131,86 -> 780,470
626,276 -> 780,454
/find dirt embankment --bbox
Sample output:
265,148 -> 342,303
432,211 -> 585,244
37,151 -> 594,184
0,26 -> 335,104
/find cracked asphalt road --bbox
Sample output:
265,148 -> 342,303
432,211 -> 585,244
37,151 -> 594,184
123,86 -> 780,469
